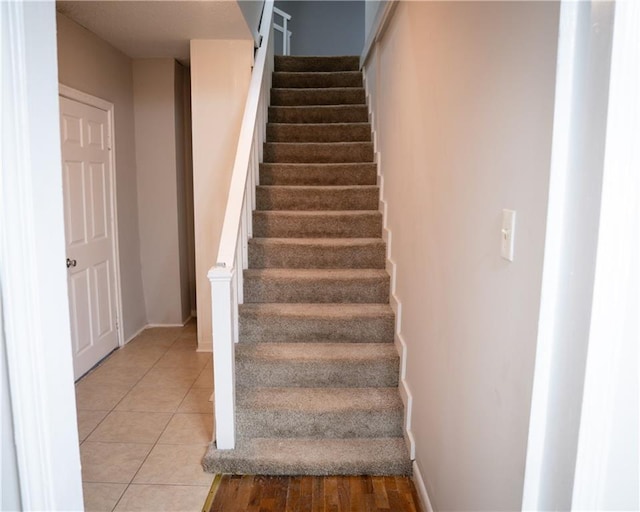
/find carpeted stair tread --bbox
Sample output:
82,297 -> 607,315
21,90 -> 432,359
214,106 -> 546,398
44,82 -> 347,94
264,142 -> 374,163
260,163 -> 377,186
202,437 -> 412,476
236,387 -> 403,439
248,237 -> 386,269
271,88 -> 366,106
267,123 -> 371,143
274,55 -> 360,72
235,342 -> 398,387
256,185 -> 379,211
239,303 -> 395,343
273,71 -> 363,89
253,210 -> 382,238
269,105 -> 369,124
239,387 -> 402,413
244,268 -> 389,303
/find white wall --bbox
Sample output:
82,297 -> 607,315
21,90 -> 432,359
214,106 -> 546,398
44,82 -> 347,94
364,0 -> 384,49
237,0 -> 264,46
2,2 -> 83,508
190,39 -> 254,350
57,13 -> 147,340
1,304 -> 21,511
364,2 -> 560,510
133,58 -> 191,325
274,1 -> 364,56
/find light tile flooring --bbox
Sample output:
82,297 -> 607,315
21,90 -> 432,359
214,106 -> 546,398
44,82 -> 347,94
75,321 -> 215,511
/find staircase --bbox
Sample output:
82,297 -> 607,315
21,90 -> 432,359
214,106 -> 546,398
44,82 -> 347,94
203,55 -> 411,476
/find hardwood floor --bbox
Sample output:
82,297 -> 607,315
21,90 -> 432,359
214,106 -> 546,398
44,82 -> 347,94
206,475 -> 422,512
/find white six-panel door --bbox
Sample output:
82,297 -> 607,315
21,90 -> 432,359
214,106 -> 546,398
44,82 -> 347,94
59,96 -> 119,379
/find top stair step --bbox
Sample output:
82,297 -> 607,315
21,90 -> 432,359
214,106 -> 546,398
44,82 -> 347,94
275,56 -> 360,72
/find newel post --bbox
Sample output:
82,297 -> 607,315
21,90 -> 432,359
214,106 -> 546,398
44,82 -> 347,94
208,264 -> 236,449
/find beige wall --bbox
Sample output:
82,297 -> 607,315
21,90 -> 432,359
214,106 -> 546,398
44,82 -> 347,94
190,40 -> 254,350
56,13 -> 147,340
365,2 -> 559,510
132,59 -> 191,325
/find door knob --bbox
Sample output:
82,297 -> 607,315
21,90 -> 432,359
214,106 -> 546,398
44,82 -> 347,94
66,258 -> 77,268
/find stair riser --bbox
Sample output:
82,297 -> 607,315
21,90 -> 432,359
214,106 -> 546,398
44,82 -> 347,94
236,359 -> 399,388
256,187 -> 379,211
239,312 -> 395,343
244,275 -> 389,303
269,106 -> 369,124
204,455 -> 411,477
273,72 -> 363,88
267,124 -> 371,143
248,241 -> 386,269
271,88 -> 365,106
264,143 -> 374,164
237,410 -> 403,439
260,164 -> 377,186
275,56 -> 360,72
253,212 -> 382,238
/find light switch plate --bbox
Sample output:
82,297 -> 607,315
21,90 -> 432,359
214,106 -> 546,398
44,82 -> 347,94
501,209 -> 516,261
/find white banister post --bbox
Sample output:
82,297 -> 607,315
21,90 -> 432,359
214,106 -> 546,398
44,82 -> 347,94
283,16 -> 288,55
208,265 -> 236,449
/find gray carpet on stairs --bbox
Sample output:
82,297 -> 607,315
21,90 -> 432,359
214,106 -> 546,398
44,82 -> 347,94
202,55 -> 411,476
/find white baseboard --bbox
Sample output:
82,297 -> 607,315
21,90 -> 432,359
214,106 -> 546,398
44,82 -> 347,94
125,318 -> 192,345
197,342 -> 213,353
413,461 -> 434,512
364,67 -> 417,464
124,325 -> 147,345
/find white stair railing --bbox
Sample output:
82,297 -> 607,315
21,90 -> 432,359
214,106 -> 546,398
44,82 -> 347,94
207,0 -> 275,450
273,7 -> 292,56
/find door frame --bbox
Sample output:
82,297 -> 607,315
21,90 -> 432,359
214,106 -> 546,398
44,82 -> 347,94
59,84 -> 125,349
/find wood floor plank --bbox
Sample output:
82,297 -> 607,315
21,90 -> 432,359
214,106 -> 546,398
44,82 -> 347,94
299,476 -> 314,512
233,474 -> 254,510
286,476 -> 301,512
371,476 -> 389,509
246,475 -> 265,512
207,474 -> 421,512
312,476 -> 325,512
324,476 -> 339,512
337,475 -> 350,511
347,476 -> 360,512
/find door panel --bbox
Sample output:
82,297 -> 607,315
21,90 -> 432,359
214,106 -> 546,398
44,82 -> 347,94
89,163 -> 107,240
60,96 -> 118,379
93,260 -> 113,338
63,161 -> 87,247
69,269 -> 92,354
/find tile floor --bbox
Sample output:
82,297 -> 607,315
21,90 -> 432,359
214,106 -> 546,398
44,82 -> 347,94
75,321 -> 215,511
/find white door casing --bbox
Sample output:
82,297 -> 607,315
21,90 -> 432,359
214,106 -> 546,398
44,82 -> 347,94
59,89 -> 123,379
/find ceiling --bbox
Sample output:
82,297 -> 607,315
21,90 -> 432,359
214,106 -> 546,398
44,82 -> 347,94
56,1 -> 253,65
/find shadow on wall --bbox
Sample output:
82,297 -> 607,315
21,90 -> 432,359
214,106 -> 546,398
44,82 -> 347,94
274,1 -> 364,56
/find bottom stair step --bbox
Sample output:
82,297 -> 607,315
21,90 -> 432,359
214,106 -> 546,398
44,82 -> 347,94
202,437 -> 412,476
